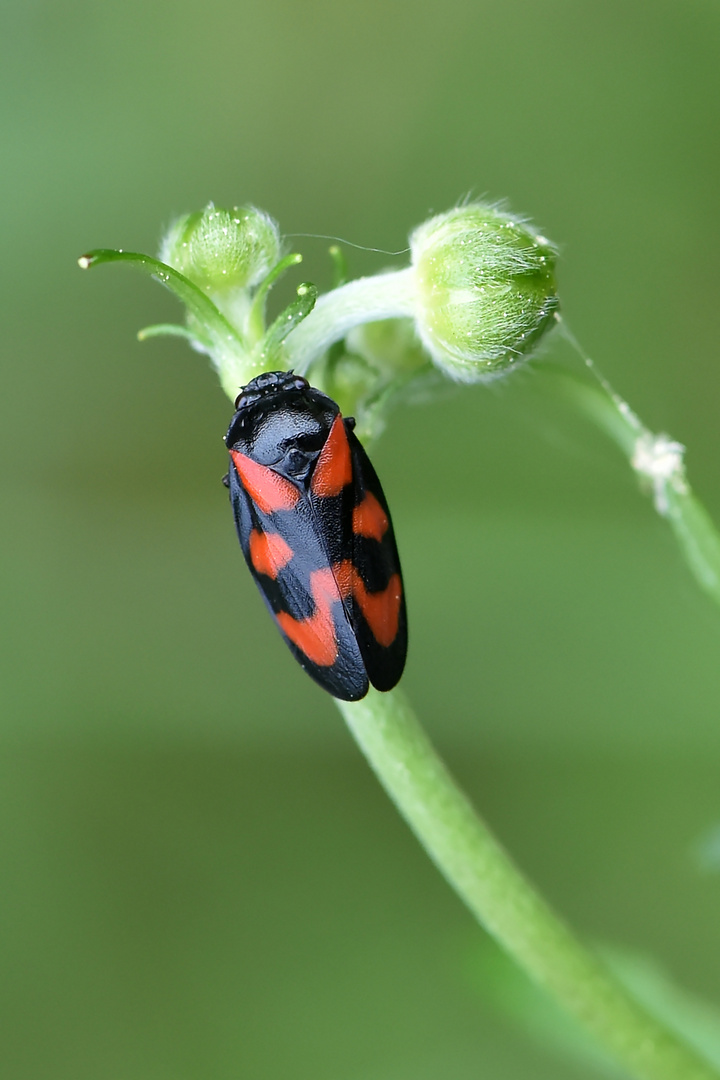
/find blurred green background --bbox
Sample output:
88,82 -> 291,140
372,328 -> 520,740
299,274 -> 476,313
3,1 -> 720,1076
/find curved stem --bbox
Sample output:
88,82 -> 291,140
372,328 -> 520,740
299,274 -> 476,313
283,267 -> 417,372
338,687 -> 718,1080
536,365 -> 720,607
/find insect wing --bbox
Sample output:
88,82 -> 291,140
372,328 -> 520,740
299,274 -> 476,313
346,429 -> 407,690
308,416 -> 407,693
227,458 -> 369,701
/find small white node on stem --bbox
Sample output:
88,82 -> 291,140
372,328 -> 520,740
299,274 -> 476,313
632,432 -> 688,516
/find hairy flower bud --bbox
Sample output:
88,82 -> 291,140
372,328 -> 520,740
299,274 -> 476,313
409,204 -> 559,381
160,204 -> 281,293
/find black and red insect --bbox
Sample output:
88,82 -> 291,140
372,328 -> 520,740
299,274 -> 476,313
223,371 -> 407,701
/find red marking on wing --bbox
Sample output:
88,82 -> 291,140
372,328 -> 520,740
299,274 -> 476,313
249,529 -> 293,579
230,451 -> 300,514
351,571 -> 402,648
276,567 -> 340,667
333,559 -> 354,600
352,491 -> 389,541
333,560 -> 402,649
311,415 -> 352,497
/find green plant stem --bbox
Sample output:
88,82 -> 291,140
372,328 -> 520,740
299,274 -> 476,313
85,239 -> 720,1075
536,365 -> 720,607
338,687 -> 718,1080
283,267 -> 417,372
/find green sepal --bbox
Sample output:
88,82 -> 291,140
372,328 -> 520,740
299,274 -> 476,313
328,244 -> 348,289
78,248 -> 246,356
137,323 -> 199,343
257,282 -> 318,368
246,252 -> 303,344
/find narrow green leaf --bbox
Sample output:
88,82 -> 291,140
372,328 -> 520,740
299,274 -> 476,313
329,244 -> 348,288
246,252 -> 303,343
78,248 -> 246,353
137,323 -> 201,343
259,281 -> 318,365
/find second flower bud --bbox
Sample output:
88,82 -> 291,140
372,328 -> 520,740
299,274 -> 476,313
160,204 -> 281,295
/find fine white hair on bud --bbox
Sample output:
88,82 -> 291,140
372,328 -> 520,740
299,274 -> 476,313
409,203 -> 559,381
159,203 -> 281,294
